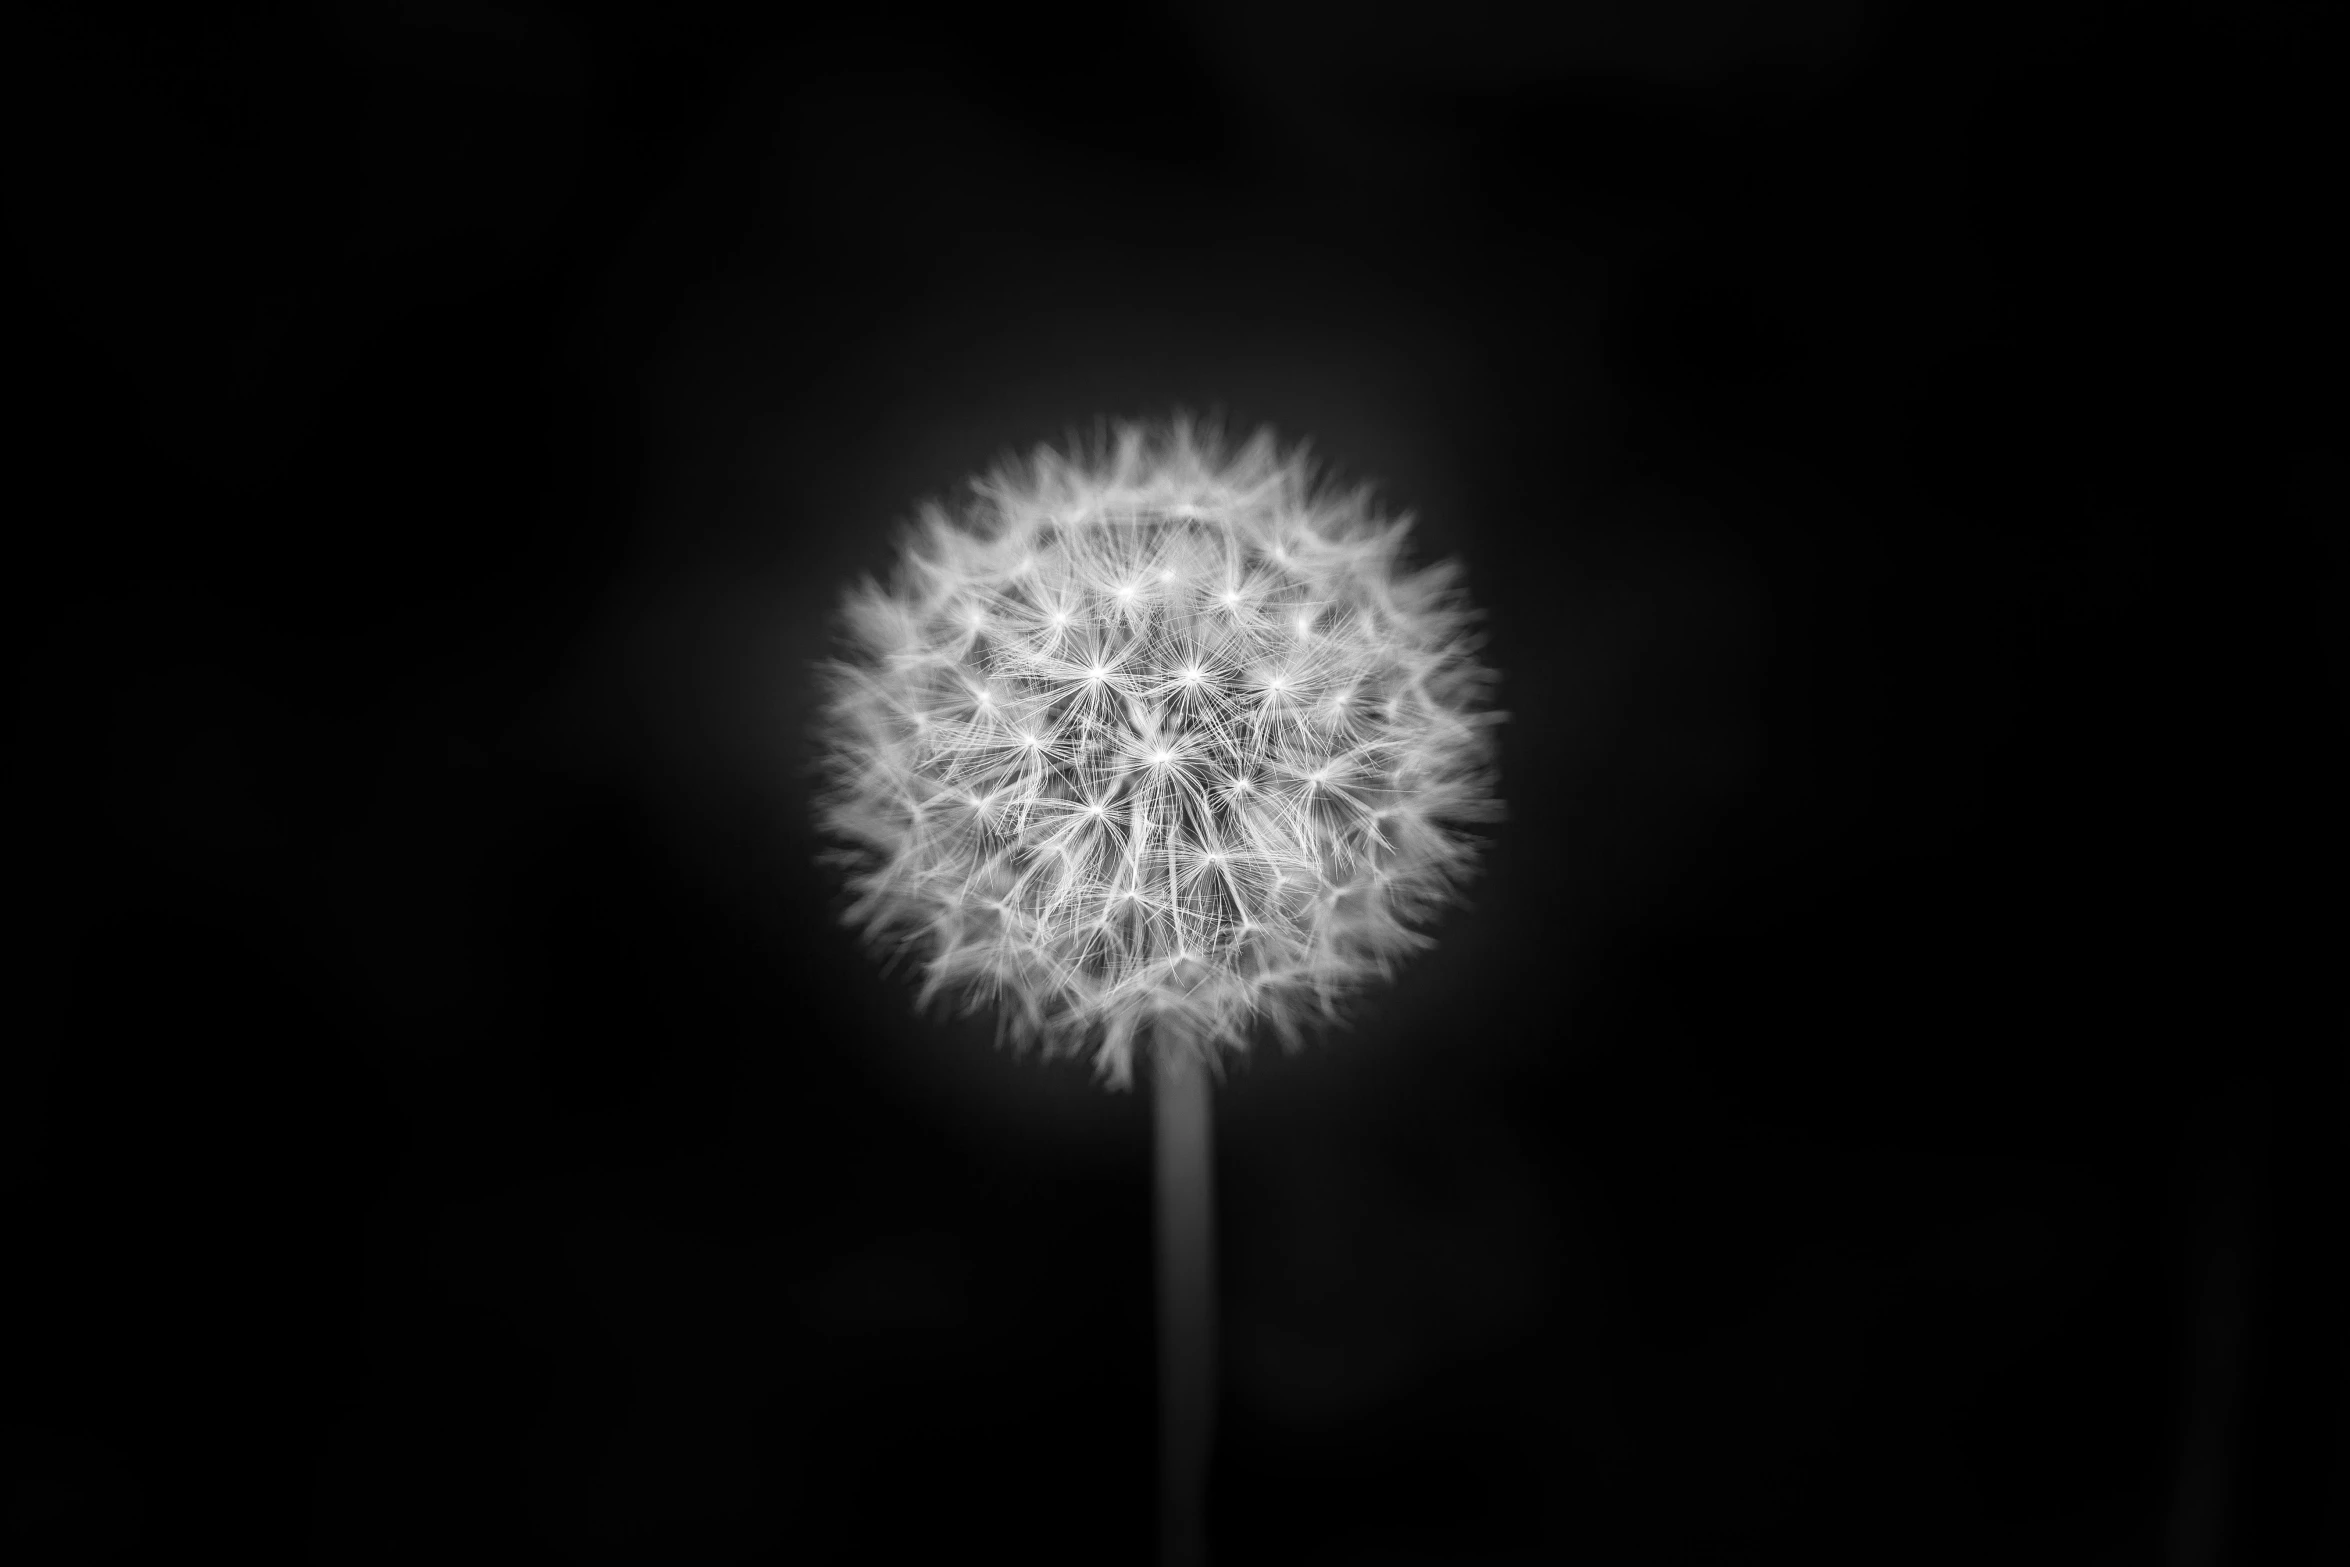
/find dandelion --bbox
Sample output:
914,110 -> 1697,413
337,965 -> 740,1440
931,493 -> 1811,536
810,413 -> 1505,1566
814,416 -> 1502,1083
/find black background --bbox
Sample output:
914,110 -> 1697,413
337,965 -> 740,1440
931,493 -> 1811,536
7,2 -> 2341,1564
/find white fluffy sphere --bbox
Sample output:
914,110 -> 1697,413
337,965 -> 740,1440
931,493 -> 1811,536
813,417 -> 1504,1088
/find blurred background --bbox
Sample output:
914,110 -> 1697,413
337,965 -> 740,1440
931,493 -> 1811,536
5,1 -> 2341,1563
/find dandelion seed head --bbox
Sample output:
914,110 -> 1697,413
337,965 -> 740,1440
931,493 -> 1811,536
811,414 -> 1505,1089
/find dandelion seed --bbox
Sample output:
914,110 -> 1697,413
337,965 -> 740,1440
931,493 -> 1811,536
810,414 -> 1505,1090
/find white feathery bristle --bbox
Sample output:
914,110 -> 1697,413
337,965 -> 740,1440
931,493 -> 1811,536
812,415 -> 1504,1089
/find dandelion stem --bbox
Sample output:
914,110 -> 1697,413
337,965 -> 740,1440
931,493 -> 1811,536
1154,1043 -> 1216,1567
